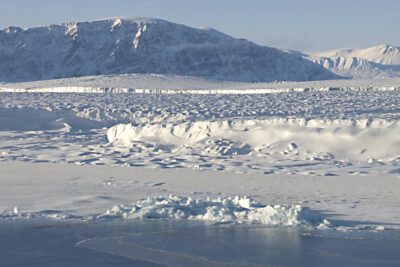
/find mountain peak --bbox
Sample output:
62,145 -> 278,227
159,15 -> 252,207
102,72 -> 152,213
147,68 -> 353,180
370,44 -> 400,55
74,17 -> 173,28
3,26 -> 23,34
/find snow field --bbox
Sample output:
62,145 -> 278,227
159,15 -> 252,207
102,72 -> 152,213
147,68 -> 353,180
1,161 -> 398,229
0,76 -> 399,228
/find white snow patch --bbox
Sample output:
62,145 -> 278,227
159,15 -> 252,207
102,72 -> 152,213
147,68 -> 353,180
133,22 -> 147,49
107,123 -> 136,145
111,18 -> 122,30
65,22 -> 78,37
100,195 -> 329,227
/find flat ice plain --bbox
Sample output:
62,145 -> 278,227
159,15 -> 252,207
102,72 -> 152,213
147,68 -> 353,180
0,74 -> 400,265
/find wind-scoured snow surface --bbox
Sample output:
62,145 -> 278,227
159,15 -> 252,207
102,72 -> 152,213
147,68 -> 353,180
1,76 -> 400,175
0,17 -> 338,83
1,75 -> 400,228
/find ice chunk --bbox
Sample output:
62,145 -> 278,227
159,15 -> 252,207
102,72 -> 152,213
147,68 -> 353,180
99,195 -> 327,227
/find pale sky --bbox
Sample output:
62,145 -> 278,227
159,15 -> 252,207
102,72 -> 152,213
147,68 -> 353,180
0,0 -> 399,52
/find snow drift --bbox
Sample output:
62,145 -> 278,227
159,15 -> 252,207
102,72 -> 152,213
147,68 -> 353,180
0,107 -> 103,131
107,119 -> 400,162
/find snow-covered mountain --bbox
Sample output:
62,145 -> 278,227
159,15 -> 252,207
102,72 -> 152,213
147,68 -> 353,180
313,44 -> 400,65
0,17 -> 338,83
305,45 -> 400,79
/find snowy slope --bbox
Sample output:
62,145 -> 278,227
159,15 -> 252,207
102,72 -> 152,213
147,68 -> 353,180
313,44 -> 400,65
0,17 -> 338,83
303,44 -> 400,79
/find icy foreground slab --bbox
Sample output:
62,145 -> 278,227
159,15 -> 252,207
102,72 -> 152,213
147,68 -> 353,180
1,161 -> 399,229
100,195 -> 329,227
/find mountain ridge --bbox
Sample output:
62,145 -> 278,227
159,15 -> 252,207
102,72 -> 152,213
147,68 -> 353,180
312,44 -> 400,65
286,44 -> 400,79
0,17 -> 338,83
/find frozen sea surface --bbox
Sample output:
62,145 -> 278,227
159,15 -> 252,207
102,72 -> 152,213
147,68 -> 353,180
1,220 -> 399,267
1,90 -> 400,176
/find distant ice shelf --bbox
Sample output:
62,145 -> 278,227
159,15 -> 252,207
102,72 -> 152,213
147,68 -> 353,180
1,86 -> 400,94
1,74 -> 400,94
